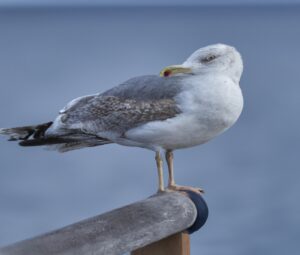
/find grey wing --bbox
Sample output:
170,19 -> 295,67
59,95 -> 181,135
102,75 -> 184,100
53,75 -> 183,135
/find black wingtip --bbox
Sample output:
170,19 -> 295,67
19,137 -> 69,146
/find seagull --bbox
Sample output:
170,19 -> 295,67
0,43 -> 243,193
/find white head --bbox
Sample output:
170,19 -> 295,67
160,44 -> 243,83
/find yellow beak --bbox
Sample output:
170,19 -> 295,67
159,65 -> 192,77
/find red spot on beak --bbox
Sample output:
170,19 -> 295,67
163,70 -> 172,77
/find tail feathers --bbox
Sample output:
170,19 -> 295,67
0,121 -> 112,152
0,122 -> 53,141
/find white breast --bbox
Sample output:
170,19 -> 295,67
123,75 -> 243,151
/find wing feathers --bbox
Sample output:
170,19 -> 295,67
58,95 -> 181,134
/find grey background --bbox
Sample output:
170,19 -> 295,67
1,0 -> 300,7
0,4 -> 299,255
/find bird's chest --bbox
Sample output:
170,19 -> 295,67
170,78 -> 243,145
124,77 -> 243,150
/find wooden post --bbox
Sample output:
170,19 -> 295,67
131,232 -> 190,255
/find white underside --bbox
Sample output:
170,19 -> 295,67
104,75 -> 243,152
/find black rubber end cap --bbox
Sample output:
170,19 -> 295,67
181,190 -> 209,234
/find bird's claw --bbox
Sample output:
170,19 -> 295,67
156,188 -> 166,194
167,184 -> 205,194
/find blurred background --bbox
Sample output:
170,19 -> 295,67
0,0 -> 299,254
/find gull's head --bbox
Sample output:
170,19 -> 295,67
160,43 -> 243,83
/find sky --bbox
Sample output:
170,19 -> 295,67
0,0 -> 300,6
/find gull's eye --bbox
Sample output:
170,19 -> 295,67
201,54 -> 217,63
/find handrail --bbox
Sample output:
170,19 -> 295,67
0,192 -> 202,255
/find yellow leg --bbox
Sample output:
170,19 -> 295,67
166,150 -> 175,187
165,150 -> 204,194
155,152 -> 165,192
